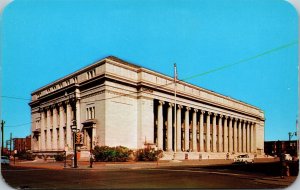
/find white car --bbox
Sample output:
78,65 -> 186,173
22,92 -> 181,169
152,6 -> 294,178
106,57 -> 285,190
1,156 -> 10,165
233,154 -> 254,164
284,154 -> 293,161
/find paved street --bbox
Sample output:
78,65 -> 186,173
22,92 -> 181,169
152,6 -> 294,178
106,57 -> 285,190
1,159 -> 298,189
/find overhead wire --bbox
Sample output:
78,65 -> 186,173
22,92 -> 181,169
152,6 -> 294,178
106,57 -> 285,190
3,40 -> 298,126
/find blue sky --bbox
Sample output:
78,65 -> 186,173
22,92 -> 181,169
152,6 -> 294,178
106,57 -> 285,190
0,0 -> 298,144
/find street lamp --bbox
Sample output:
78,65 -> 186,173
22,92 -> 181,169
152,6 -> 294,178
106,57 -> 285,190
65,91 -> 79,168
71,120 -> 79,168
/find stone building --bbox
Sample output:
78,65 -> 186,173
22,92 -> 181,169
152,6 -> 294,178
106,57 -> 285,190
29,56 -> 265,159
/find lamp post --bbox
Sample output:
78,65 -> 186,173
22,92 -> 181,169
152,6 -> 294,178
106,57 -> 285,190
65,91 -> 79,168
71,120 -> 79,168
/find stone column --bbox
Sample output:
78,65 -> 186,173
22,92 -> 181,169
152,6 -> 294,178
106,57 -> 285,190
76,99 -> 81,130
184,107 -> 190,151
40,110 -> 46,150
199,110 -> 204,152
250,123 -> 254,152
238,120 -> 242,153
167,103 -> 173,151
247,122 -> 250,152
192,109 -> 198,152
59,104 -> 65,150
228,117 -> 233,153
46,108 -> 52,150
212,113 -> 217,152
223,116 -> 228,153
66,102 -> 72,150
206,112 -> 211,152
253,123 -> 257,153
242,121 -> 246,152
176,105 -> 182,152
157,101 -> 164,150
218,115 -> 223,152
233,118 -> 237,153
52,105 -> 58,150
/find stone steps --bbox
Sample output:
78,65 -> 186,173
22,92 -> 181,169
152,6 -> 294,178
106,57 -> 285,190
161,151 -> 258,160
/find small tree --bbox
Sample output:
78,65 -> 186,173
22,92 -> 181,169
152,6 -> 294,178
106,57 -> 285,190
92,145 -> 132,162
54,153 -> 66,161
136,147 -> 163,161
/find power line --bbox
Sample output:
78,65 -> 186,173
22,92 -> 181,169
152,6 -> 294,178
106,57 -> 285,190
182,40 -> 298,81
5,122 -> 33,128
82,40 -> 298,104
4,40 -> 297,126
1,96 -> 31,101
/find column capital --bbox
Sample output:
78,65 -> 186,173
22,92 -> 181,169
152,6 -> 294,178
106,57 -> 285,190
57,102 -> 64,107
65,100 -> 70,105
168,103 -> 174,107
185,106 -> 191,111
213,112 -> 218,117
159,100 -> 165,105
207,111 -> 211,116
200,110 -> 205,114
177,105 -> 183,109
224,115 -> 228,119
219,114 -> 224,118
194,108 -> 198,112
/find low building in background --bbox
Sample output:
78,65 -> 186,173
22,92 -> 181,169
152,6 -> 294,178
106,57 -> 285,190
264,140 -> 298,157
13,135 -> 31,153
29,56 -> 265,160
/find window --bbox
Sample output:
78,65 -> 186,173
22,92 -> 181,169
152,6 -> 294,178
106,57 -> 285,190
73,77 -> 78,83
86,105 -> 95,120
66,80 -> 70,85
86,69 -> 96,79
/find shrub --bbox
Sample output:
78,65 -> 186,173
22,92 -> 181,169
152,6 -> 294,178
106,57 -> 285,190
17,151 -> 35,160
54,153 -> 66,161
136,148 -> 163,161
92,145 -> 132,162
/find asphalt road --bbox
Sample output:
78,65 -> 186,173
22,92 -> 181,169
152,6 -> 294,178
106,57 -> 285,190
1,163 -> 297,189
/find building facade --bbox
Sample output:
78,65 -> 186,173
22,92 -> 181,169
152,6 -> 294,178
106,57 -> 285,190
265,140 -> 298,157
30,56 -> 265,159
13,135 -> 31,153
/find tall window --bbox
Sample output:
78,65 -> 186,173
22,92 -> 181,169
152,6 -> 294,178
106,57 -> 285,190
86,69 -> 96,79
86,106 -> 95,120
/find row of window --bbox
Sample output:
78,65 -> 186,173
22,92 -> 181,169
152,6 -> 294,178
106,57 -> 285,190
86,69 -> 96,79
37,68 -> 97,99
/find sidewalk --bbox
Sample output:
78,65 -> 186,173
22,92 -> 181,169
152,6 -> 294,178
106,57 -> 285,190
8,158 -> 277,170
9,159 -> 235,170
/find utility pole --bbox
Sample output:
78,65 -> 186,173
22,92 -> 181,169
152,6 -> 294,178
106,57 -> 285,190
1,120 -> 5,155
174,63 -> 177,153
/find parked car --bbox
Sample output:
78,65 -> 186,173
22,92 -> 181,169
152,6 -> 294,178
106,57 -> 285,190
233,154 -> 254,164
284,154 -> 293,161
1,156 -> 10,165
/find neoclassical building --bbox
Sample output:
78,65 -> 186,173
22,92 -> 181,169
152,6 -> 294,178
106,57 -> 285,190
30,56 -> 265,160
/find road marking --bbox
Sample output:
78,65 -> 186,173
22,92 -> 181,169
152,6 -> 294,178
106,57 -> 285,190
146,168 -> 253,178
2,168 -> 53,172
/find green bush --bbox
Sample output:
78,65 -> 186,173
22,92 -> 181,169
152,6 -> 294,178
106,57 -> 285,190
54,153 -> 66,161
17,151 -> 35,160
136,148 -> 163,161
92,146 -> 132,162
